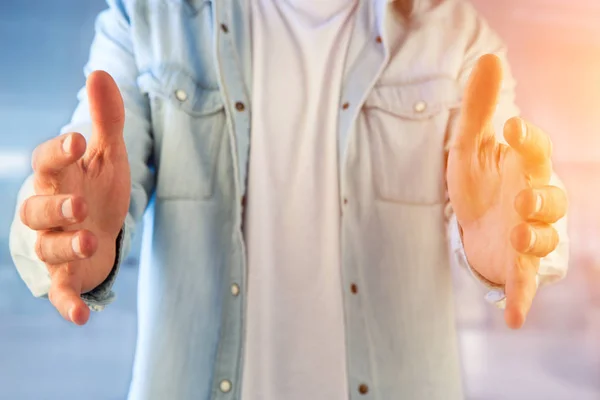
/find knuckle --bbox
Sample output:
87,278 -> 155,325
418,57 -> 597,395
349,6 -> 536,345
530,163 -> 552,185
42,198 -> 56,223
35,232 -> 74,263
47,284 -> 67,315
31,138 -> 66,178
513,256 -> 538,282
32,144 -> 53,174
32,174 -> 46,194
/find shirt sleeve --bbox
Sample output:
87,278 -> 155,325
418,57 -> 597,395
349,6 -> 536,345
8,0 -> 155,311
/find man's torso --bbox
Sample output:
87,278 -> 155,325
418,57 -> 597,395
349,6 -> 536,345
111,0 -> 494,398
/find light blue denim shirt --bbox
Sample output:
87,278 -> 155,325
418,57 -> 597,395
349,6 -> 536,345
10,0 -> 569,399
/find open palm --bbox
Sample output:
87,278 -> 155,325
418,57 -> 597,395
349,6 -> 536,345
447,54 -> 567,329
21,71 -> 130,325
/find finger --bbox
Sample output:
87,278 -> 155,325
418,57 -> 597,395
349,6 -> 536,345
504,254 -> 539,329
522,160 -> 553,186
35,230 -> 98,265
510,222 -> 559,257
514,185 -> 568,224
86,71 -> 126,155
504,117 -> 552,165
31,132 -> 86,178
453,54 -> 503,152
48,268 -> 90,325
20,194 -> 87,230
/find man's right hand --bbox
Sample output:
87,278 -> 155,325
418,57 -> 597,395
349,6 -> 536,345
19,71 -> 131,326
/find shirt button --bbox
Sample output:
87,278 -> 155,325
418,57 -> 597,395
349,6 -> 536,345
350,283 -> 358,294
221,23 -> 229,33
235,102 -> 245,111
219,379 -> 232,393
414,100 -> 427,113
175,89 -> 188,102
358,383 -> 369,394
342,102 -> 350,110
231,283 -> 240,296
375,35 -> 382,43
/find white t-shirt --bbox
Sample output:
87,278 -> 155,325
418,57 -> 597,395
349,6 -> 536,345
242,0 -> 358,399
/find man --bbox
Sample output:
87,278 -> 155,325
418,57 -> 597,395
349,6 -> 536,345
9,0 -> 569,399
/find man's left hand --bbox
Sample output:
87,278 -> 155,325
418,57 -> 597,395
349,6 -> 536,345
447,54 -> 568,330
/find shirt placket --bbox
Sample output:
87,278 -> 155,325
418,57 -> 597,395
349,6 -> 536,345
338,0 -> 391,398
210,0 -> 252,398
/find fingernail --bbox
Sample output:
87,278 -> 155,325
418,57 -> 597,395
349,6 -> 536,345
519,118 -> 527,144
68,305 -> 76,323
534,193 -> 543,213
62,134 -> 72,155
72,235 -> 84,258
527,229 -> 537,252
61,198 -> 74,220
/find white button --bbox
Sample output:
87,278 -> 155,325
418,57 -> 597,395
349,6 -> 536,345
175,89 -> 188,102
219,380 -> 232,393
414,100 -> 427,113
231,283 -> 240,296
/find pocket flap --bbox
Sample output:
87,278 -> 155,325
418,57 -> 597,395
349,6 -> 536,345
365,78 -> 461,120
137,66 -> 223,116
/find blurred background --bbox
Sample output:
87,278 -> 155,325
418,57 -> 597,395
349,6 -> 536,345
0,0 -> 599,399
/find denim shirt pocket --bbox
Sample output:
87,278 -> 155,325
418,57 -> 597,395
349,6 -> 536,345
138,66 -> 226,200
364,78 -> 461,205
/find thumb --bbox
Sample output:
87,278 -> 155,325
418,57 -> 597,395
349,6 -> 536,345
48,269 -> 91,326
504,255 -> 539,330
453,54 -> 504,153
86,70 -> 125,154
